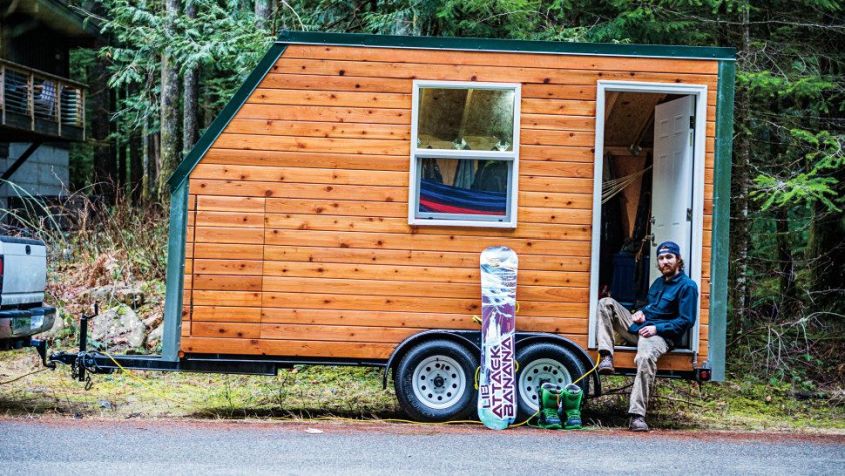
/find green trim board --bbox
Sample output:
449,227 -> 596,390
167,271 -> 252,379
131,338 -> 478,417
161,179 -> 189,361
708,60 -> 736,381
278,30 -> 736,61
167,43 -> 288,191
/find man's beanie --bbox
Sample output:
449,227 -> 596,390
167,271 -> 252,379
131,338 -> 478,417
656,241 -> 681,257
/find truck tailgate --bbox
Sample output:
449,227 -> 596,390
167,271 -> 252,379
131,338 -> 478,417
0,236 -> 47,307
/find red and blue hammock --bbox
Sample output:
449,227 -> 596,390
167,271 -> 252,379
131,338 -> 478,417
419,179 -> 506,216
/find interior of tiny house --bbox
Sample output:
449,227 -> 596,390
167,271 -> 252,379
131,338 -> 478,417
597,91 -> 699,349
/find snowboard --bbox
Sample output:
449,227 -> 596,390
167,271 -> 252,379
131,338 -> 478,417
477,246 -> 518,430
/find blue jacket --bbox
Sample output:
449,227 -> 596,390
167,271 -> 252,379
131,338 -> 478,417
628,271 -> 699,346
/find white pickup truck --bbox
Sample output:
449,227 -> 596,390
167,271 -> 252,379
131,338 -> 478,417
0,235 -> 56,350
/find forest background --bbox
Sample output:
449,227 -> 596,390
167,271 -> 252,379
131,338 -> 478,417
5,0 -> 844,399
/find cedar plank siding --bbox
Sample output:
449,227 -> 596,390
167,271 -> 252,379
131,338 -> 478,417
180,45 -> 720,371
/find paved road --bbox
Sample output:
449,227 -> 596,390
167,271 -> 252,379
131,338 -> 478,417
1,418 -> 843,475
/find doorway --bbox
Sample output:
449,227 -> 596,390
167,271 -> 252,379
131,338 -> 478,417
587,81 -> 707,353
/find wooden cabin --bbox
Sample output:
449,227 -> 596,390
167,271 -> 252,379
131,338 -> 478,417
159,31 -> 735,420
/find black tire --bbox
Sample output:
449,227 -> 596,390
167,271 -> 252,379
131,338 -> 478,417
393,339 -> 479,422
515,342 -> 588,421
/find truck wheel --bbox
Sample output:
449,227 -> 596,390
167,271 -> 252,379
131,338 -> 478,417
515,342 -> 588,421
393,339 -> 478,422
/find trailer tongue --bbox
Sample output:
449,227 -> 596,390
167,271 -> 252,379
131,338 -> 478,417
32,303 -> 383,386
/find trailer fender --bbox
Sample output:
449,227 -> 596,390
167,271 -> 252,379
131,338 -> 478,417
382,330 -> 480,389
514,333 -> 602,397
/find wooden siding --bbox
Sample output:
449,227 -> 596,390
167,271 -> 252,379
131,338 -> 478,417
180,45 -> 720,372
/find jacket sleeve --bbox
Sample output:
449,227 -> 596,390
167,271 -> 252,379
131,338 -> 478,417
654,283 -> 698,340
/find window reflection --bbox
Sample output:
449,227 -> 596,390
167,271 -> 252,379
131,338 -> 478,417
417,88 -> 515,152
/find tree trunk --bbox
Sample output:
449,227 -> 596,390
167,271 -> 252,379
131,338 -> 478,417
142,115 -> 150,204
182,0 -> 199,157
113,85 -> 122,196
157,0 -> 181,199
153,131 -> 160,197
130,122 -> 143,204
255,0 -> 272,30
729,1 -> 752,336
776,208 -> 796,308
808,170 -> 845,313
85,1 -> 115,203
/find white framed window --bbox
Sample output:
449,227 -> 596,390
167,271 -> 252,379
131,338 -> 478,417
408,80 -> 521,228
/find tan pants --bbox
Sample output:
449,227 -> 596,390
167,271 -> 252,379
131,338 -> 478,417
596,297 -> 669,417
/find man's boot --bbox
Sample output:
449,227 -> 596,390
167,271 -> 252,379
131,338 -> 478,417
629,414 -> 649,432
536,383 -> 562,430
559,383 -> 583,430
598,351 -> 614,375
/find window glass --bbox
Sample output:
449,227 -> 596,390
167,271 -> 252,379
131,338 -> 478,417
417,158 -> 509,217
417,88 -> 515,152
410,82 -> 519,227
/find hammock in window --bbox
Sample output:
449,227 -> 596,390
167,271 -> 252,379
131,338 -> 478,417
419,179 -> 506,216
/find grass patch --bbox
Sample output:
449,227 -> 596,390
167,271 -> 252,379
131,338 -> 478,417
2,349 -> 842,431
0,349 -> 399,420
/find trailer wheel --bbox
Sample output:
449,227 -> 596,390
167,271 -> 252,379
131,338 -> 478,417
515,342 -> 588,421
393,339 -> 478,422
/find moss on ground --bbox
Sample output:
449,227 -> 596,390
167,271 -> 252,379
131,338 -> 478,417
1,349 -> 842,431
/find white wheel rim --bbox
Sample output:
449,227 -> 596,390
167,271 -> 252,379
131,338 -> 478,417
411,355 -> 466,410
518,358 -> 572,412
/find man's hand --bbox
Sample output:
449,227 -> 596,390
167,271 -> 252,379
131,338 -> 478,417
632,310 -> 646,324
638,325 -> 657,338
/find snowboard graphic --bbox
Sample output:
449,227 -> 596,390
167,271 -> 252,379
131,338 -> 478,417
477,246 -> 518,430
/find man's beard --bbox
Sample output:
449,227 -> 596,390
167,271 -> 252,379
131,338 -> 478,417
660,262 -> 680,278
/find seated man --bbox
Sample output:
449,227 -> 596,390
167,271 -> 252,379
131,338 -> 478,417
596,241 -> 699,432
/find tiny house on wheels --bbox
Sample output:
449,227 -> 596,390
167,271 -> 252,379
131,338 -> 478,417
43,31 -> 736,422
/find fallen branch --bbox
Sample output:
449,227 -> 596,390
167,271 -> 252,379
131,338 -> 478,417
0,368 -> 48,385
656,395 -> 705,407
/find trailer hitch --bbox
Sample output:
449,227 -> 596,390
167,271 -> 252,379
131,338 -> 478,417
40,304 -> 113,388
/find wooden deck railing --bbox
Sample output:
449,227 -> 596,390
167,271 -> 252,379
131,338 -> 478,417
0,59 -> 86,140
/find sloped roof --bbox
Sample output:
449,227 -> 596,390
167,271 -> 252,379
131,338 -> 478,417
168,31 -> 735,191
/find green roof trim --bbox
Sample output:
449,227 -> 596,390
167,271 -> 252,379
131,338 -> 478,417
278,30 -> 736,61
167,42 -> 288,191
708,60 -> 736,381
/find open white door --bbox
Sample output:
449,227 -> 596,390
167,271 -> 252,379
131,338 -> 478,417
649,96 -> 695,284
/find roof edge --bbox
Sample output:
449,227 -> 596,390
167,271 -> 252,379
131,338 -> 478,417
31,0 -> 100,38
277,30 -> 736,61
167,43 -> 287,192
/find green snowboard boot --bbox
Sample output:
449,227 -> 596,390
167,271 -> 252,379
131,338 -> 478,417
536,383 -> 563,430
559,383 -> 583,430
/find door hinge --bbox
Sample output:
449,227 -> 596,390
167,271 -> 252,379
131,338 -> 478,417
687,208 -> 693,222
